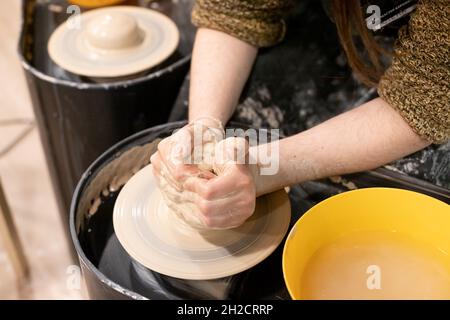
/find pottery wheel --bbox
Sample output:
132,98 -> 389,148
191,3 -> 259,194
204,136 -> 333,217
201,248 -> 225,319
48,6 -> 179,78
113,164 -> 291,280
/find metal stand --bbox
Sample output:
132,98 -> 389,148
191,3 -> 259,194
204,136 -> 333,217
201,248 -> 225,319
0,177 -> 29,282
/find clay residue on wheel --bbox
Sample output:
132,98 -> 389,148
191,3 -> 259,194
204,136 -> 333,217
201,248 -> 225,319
76,139 -> 161,233
329,176 -> 358,190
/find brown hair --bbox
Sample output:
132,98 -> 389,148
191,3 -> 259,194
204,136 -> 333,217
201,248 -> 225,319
332,0 -> 388,87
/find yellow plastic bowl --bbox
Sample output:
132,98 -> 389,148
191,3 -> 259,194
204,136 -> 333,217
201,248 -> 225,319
282,187 -> 450,299
68,0 -> 127,8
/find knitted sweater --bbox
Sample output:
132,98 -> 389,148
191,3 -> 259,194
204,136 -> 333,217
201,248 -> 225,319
191,0 -> 449,143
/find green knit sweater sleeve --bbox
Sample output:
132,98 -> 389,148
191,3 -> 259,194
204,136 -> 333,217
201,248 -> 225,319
378,0 -> 450,144
191,0 -> 293,47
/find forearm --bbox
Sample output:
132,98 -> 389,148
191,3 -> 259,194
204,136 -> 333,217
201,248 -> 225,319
189,28 -> 258,125
254,97 -> 430,196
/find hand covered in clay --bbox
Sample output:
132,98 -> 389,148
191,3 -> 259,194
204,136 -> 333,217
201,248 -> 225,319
151,118 -> 226,228
183,137 -> 258,229
152,124 -> 258,229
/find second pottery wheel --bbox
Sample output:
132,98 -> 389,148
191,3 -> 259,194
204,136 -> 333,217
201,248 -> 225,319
113,164 -> 291,280
48,6 -> 179,78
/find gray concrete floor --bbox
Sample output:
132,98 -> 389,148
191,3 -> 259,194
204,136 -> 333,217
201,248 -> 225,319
0,0 -> 85,299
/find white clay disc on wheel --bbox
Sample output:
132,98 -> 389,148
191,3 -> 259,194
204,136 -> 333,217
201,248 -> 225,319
113,164 -> 291,280
48,6 -> 179,78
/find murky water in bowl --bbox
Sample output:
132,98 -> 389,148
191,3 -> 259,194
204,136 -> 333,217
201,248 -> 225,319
301,231 -> 450,300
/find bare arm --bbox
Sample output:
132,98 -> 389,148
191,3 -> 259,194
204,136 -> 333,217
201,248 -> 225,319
188,28 -> 257,124
253,97 -> 431,196
188,30 -> 430,196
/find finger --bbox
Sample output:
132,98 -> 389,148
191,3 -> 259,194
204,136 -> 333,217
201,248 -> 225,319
195,192 -> 251,217
180,164 -> 216,179
167,127 -> 193,164
150,152 -> 161,171
151,152 -> 179,189
159,158 -> 185,192
150,152 -> 176,186
158,128 -> 193,169
189,164 -> 255,201
183,174 -> 239,200
160,176 -> 254,230
154,152 -> 216,199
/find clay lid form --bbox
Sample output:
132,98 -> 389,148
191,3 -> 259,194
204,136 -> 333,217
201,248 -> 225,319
48,6 -> 179,78
113,164 -> 291,280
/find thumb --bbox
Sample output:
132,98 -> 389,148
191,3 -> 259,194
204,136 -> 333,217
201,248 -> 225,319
168,127 -> 193,166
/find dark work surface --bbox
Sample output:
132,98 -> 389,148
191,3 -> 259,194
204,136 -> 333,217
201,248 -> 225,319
170,0 -> 450,191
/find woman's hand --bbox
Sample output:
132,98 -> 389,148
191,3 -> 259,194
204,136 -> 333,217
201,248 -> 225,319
152,132 -> 259,229
151,117 -> 223,185
182,137 -> 258,229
